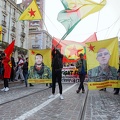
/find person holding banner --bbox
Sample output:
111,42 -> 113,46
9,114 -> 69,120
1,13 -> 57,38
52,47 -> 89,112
28,53 -> 52,79
114,63 -> 120,95
76,53 -> 87,93
49,48 -> 64,100
88,48 -> 117,82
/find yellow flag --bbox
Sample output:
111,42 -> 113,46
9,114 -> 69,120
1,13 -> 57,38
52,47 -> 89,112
86,37 -> 119,70
28,49 -> 52,84
86,37 -> 119,90
0,26 -> 2,41
19,0 -> 42,20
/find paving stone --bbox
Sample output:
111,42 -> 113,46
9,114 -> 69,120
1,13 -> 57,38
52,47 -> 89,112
0,83 -> 87,120
84,88 -> 120,120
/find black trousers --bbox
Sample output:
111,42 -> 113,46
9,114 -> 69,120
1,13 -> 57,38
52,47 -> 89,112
78,74 -> 85,91
4,78 -> 9,88
10,68 -> 15,81
52,70 -> 62,94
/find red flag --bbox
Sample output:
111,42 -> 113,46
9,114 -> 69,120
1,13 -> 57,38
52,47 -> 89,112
52,33 -> 97,63
4,40 -> 15,58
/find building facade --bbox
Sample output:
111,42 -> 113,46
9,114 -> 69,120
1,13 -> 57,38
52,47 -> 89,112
0,0 -> 29,60
28,30 -> 52,49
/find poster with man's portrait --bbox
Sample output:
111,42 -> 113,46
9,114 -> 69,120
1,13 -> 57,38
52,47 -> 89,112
28,49 -> 52,83
86,37 -> 120,90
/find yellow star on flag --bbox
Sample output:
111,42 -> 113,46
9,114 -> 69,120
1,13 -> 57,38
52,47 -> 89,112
19,0 -> 42,21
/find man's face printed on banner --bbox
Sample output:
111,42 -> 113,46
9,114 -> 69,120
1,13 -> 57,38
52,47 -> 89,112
35,54 -> 43,65
96,48 -> 110,65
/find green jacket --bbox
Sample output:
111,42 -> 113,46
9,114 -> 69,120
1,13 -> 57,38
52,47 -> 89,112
76,59 -> 87,73
28,65 -> 52,79
88,66 -> 117,82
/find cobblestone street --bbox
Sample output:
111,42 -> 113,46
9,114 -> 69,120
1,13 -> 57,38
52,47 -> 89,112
84,88 -> 120,120
0,82 -> 120,120
0,83 -> 87,120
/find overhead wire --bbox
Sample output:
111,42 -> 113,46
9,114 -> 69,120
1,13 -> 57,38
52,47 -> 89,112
1,2 -> 120,45
106,15 -> 120,38
40,3 -> 64,48
41,6 -> 63,37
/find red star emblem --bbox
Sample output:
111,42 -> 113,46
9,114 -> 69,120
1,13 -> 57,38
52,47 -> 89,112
28,8 -> 36,17
67,45 -> 78,58
31,50 -> 35,55
88,44 -> 95,52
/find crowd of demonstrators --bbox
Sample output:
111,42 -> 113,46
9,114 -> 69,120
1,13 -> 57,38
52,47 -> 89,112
49,48 -> 64,100
0,49 -> 119,96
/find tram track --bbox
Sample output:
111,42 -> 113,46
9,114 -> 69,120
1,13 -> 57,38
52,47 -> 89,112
0,86 -> 50,106
79,89 -> 89,120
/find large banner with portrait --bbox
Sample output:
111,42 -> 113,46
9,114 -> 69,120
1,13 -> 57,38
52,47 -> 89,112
86,37 -> 120,90
28,49 -> 52,83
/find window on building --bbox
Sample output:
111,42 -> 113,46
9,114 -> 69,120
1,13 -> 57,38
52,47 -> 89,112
13,8 -> 15,16
22,27 -> 24,32
3,15 -> 6,21
2,33 -> 4,41
3,1 -> 6,9
13,22 -> 15,27
21,41 -> 23,47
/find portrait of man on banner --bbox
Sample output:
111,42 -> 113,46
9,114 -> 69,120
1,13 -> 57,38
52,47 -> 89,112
88,48 -> 117,82
86,37 -> 119,83
28,49 -> 52,83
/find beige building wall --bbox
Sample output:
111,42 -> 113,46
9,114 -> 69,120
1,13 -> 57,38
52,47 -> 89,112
0,0 -> 29,61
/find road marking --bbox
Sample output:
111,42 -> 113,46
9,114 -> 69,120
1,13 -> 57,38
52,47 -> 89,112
14,83 -> 77,120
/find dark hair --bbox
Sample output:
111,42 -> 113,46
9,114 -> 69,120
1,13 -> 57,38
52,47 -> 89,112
26,57 -> 28,60
79,53 -> 83,56
35,53 -> 43,58
52,48 -> 63,58
1,52 -> 5,57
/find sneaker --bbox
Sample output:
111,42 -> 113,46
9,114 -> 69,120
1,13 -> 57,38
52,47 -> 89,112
48,94 -> 55,99
82,90 -> 85,93
76,89 -> 80,93
4,87 -> 9,92
1,87 -> 5,91
99,88 -> 106,91
29,83 -> 34,87
60,95 -> 64,100
114,92 -> 119,95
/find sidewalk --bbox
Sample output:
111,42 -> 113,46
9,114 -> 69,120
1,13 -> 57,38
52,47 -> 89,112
84,88 -> 120,120
0,80 -> 24,89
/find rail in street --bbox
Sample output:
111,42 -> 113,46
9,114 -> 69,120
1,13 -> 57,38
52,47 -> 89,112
0,83 -> 88,120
